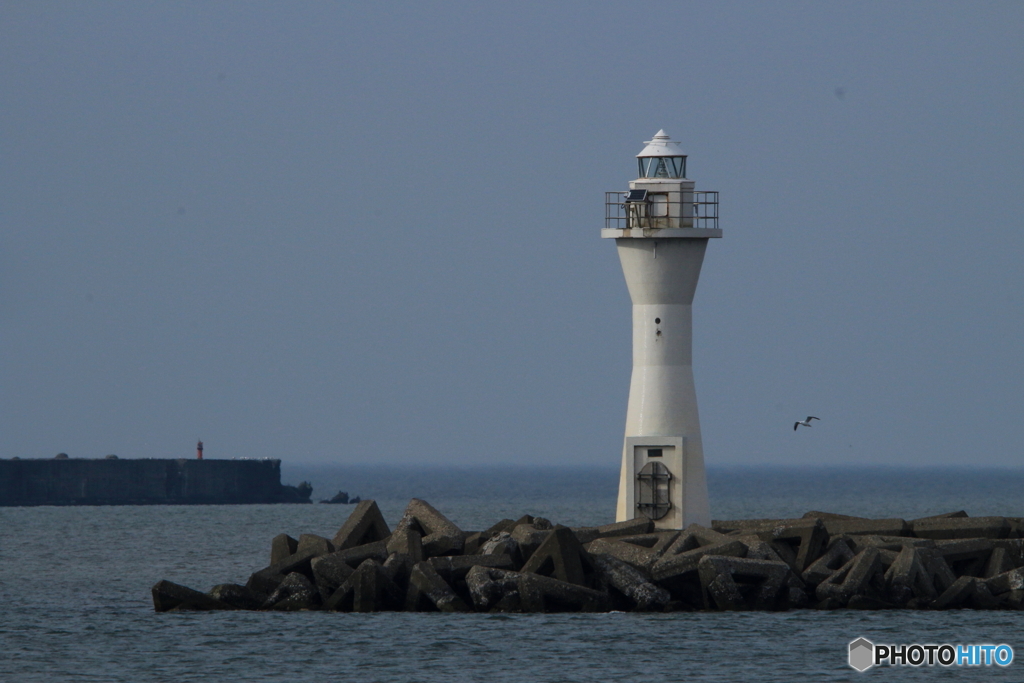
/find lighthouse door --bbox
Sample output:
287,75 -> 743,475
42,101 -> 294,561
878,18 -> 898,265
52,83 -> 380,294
636,461 -> 672,520
624,436 -> 686,527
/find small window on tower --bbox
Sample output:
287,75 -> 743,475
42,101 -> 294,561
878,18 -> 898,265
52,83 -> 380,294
648,448 -> 663,458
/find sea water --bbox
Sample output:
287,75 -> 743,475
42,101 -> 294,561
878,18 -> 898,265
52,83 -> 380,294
2,465 -> 1023,682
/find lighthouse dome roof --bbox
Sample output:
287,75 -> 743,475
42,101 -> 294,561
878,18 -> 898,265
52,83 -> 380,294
636,129 -> 686,158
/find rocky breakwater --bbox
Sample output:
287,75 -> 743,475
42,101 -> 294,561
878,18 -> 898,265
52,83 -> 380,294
152,503 -> 1024,613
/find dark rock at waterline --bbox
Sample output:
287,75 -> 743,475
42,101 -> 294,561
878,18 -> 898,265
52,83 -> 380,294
208,583 -> 262,610
320,490 -> 353,504
152,580 -> 232,612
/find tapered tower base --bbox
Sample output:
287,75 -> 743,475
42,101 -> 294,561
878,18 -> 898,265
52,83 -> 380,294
611,237 -> 711,529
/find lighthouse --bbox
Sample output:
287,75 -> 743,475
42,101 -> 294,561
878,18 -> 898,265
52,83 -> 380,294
602,130 -> 721,529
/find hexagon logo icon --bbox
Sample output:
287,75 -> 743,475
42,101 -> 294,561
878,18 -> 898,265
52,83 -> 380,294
849,637 -> 874,672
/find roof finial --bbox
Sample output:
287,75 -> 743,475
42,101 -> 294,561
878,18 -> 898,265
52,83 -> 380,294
637,130 -> 685,158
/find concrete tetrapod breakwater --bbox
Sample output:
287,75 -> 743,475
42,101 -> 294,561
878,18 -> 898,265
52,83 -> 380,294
152,502 -> 1024,613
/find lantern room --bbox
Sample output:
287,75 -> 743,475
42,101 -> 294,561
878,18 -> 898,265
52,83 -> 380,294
603,129 -> 719,235
636,129 -> 687,179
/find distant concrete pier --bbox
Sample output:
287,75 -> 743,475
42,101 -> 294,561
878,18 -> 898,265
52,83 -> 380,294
0,457 -> 311,505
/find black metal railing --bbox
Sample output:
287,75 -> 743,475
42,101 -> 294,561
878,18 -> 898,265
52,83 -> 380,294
605,191 -> 719,230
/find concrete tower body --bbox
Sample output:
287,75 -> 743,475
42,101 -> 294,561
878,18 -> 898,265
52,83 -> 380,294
602,131 -> 721,529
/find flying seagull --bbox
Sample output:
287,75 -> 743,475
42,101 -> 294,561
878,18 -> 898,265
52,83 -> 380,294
794,416 -> 820,431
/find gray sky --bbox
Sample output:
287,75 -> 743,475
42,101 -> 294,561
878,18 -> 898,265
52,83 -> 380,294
2,2 -> 1022,467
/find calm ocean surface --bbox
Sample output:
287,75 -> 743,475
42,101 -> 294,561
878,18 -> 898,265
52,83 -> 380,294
3,465 -> 1024,682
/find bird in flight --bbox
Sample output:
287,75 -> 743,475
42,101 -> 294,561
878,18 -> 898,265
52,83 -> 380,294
794,416 -> 820,431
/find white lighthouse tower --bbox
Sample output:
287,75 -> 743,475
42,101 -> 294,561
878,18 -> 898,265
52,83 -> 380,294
602,130 -> 721,529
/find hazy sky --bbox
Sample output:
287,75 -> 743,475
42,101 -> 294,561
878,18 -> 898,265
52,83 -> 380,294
2,2 -> 1022,467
